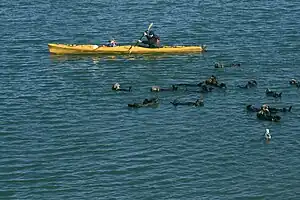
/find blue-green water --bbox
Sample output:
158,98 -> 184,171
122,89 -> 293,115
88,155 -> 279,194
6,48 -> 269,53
1,0 -> 300,199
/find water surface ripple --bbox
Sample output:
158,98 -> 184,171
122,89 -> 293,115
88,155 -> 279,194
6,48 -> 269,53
1,0 -> 300,199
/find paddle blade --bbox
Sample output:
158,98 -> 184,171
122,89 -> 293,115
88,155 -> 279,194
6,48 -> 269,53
148,23 -> 153,31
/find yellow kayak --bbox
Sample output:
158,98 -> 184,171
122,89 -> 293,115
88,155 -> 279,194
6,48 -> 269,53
48,43 -> 206,55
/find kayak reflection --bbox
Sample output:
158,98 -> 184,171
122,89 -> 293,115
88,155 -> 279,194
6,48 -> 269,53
49,53 -> 184,62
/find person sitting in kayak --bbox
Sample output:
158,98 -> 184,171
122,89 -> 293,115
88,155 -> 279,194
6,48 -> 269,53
138,30 -> 160,48
107,39 -> 117,47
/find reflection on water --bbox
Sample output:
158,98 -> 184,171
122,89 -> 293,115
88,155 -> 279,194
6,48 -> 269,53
49,53 -> 194,62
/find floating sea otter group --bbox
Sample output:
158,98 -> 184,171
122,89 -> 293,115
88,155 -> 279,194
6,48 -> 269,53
112,63 -> 298,123
112,74 -> 225,108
